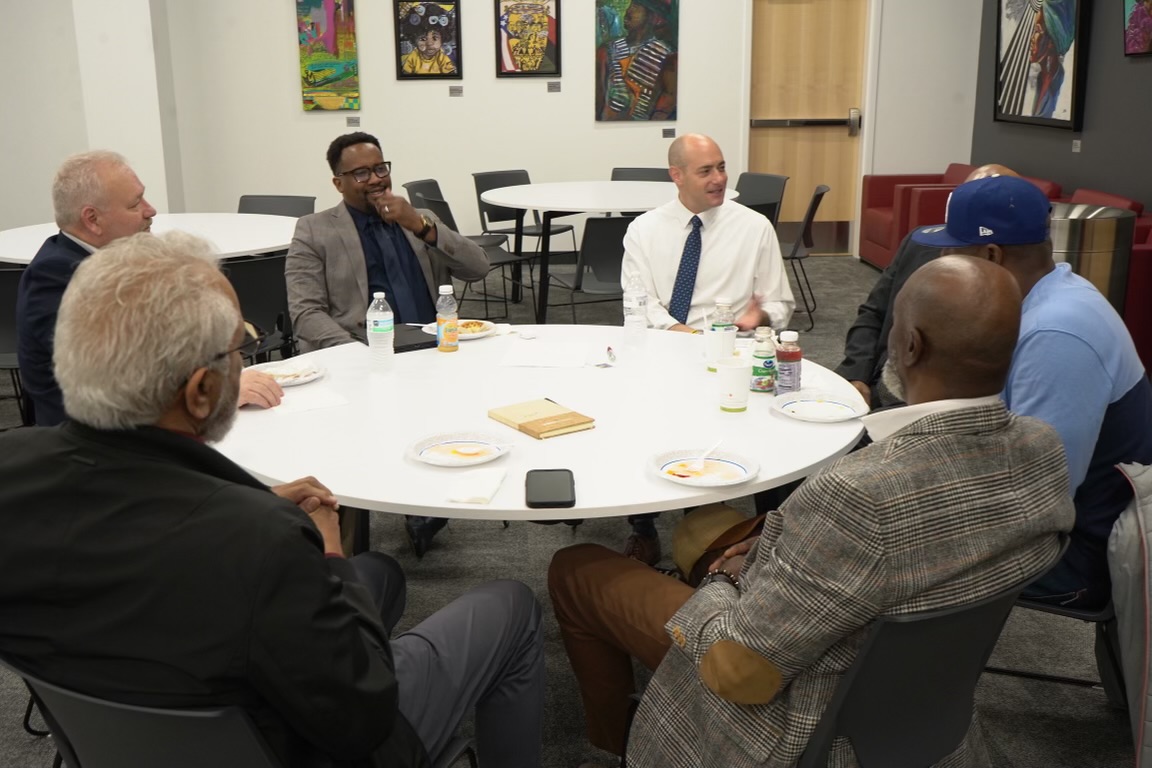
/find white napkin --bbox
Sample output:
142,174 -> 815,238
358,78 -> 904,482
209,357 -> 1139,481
447,468 -> 507,504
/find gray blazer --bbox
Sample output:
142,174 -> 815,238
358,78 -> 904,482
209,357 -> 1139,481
286,203 -> 489,352
628,403 -> 1075,768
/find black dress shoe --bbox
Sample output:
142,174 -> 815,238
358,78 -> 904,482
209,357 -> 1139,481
404,516 -> 447,559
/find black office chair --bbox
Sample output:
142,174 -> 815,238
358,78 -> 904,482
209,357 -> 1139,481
553,215 -> 633,323
780,184 -> 829,331
220,254 -> 295,360
403,179 -> 507,250
237,195 -> 316,217
796,543 -> 1065,768
472,170 -> 578,254
610,167 -> 672,182
0,267 -> 32,427
735,171 -> 789,227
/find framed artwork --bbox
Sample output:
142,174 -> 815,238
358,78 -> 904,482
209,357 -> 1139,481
298,0 -> 360,110
995,0 -> 1087,130
594,0 -> 678,121
395,1 -> 462,79
495,1 -> 561,77
1125,0 -> 1152,55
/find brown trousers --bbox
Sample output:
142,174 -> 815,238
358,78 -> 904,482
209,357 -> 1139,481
548,543 -> 694,756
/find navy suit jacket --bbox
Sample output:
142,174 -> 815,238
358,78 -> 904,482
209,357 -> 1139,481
16,234 -> 90,426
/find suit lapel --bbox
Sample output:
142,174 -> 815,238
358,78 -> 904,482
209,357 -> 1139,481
331,204 -> 370,304
401,220 -> 436,302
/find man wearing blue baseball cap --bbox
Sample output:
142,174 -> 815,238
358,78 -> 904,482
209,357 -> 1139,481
911,174 -> 1152,609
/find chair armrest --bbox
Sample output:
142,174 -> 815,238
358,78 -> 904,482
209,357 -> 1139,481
905,185 -> 959,233
892,183 -> 957,241
861,174 -> 944,209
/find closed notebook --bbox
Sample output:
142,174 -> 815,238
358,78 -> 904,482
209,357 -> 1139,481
488,398 -> 595,440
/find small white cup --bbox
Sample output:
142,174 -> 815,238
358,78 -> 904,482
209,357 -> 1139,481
705,326 -> 737,372
716,354 -> 752,412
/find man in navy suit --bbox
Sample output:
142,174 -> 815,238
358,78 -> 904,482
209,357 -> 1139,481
16,151 -> 282,425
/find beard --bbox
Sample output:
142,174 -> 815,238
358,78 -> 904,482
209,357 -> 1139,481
880,358 -> 907,404
202,376 -> 239,444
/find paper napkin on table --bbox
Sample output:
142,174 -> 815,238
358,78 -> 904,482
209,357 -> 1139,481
447,468 -> 507,504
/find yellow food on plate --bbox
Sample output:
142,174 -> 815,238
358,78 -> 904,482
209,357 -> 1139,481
426,442 -> 493,459
266,368 -> 315,384
665,460 -> 741,481
459,320 -> 490,335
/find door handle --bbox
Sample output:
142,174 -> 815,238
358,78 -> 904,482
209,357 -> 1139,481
750,108 -> 861,136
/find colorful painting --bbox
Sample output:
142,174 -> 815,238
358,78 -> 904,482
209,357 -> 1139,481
594,0 -> 678,121
1125,0 -> 1152,55
395,2 -> 463,79
298,0 -> 360,110
995,0 -> 1086,130
496,1 -> 561,77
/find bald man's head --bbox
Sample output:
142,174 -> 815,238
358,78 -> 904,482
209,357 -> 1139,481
884,256 -> 1022,403
966,164 -> 1019,182
667,134 -> 727,213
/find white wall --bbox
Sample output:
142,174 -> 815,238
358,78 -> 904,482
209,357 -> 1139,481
0,0 -> 88,229
861,0 -> 982,174
162,0 -> 751,235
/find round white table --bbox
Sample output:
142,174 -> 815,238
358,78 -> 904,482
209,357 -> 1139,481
0,213 -> 299,265
479,181 -> 738,323
214,325 -> 865,521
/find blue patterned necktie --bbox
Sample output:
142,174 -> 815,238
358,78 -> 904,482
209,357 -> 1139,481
668,215 -> 703,325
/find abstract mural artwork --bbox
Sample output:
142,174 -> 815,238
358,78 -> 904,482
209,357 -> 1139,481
496,1 -> 561,77
995,0 -> 1086,129
1125,0 -> 1152,55
594,0 -> 678,121
298,0 -> 360,110
395,2 -> 462,79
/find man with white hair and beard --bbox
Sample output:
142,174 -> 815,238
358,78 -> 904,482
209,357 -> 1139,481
0,232 -> 545,768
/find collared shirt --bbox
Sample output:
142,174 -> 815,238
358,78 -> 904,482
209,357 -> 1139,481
345,203 -> 436,325
61,232 -> 97,254
861,395 -> 1002,442
621,197 -> 794,331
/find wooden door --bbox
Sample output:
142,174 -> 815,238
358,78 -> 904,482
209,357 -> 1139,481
748,0 -> 868,252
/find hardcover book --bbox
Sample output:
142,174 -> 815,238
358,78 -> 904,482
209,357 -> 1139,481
488,398 -> 595,440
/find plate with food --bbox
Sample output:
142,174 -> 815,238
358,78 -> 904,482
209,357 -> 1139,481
247,360 -> 325,387
652,450 -> 759,487
420,319 -> 498,340
771,390 -> 868,423
409,432 -> 512,467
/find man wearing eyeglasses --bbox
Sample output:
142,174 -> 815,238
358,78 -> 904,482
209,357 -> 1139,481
286,131 -> 488,353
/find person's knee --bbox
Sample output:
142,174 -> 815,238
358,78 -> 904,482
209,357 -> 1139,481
548,543 -> 606,601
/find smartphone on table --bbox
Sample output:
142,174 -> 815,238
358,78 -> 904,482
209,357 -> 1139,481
525,469 -> 576,509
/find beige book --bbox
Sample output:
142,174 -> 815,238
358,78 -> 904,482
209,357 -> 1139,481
488,398 -> 595,440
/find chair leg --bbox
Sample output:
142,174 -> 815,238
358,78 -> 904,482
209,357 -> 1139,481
789,259 -> 816,331
1096,617 -> 1128,709
23,694 -> 50,737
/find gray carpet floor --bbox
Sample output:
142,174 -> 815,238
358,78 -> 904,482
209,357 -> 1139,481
0,256 -> 1134,767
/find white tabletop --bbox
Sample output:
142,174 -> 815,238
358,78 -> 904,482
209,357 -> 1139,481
0,212 -> 299,265
480,180 -> 737,214
214,325 -> 865,521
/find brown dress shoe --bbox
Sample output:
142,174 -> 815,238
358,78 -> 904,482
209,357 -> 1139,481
623,532 -> 661,565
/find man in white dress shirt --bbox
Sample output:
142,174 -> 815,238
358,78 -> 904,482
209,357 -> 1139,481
621,133 -> 794,333
618,134 -> 795,565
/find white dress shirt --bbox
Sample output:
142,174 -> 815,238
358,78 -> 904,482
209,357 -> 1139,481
861,395 -> 1003,441
621,197 -> 794,331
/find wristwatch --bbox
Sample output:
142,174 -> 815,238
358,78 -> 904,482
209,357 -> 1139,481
415,215 -> 435,240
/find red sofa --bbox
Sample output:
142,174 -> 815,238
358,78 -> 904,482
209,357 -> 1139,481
1065,188 -> 1145,215
1127,225 -> 1152,373
859,163 -> 974,269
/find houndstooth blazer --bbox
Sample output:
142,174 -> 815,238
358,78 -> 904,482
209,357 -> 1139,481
627,402 -> 1074,768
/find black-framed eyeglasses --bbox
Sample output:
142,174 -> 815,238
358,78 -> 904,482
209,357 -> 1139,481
338,162 -> 392,183
211,330 -> 270,363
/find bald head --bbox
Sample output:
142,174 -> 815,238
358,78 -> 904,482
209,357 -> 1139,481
667,134 -> 727,213
886,256 -> 1022,403
966,164 -> 1019,182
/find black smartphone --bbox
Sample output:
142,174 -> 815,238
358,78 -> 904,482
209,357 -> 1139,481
525,469 -> 576,509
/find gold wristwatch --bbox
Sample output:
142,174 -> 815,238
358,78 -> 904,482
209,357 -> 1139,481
415,215 -> 435,240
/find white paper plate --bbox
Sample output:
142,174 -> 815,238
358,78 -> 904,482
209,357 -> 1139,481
247,360 -> 325,387
409,432 -> 511,467
420,319 -> 497,340
652,449 -> 759,487
772,390 -> 868,423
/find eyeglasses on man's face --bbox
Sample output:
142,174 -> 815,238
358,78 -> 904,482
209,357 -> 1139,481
338,162 -> 392,183
210,330 -> 270,363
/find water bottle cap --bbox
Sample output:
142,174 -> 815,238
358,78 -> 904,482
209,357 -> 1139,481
715,297 -> 732,306
780,330 -> 799,342
438,284 -> 453,295
373,291 -> 386,298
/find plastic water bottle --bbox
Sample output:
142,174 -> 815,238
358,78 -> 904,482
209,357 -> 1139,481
705,298 -> 737,372
749,326 -> 777,393
366,291 -> 394,367
622,272 -> 648,354
436,285 -> 459,353
776,330 -> 803,394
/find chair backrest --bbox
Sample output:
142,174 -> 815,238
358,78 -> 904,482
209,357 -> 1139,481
787,184 -> 830,257
417,194 -> 461,234
798,537 -> 1067,768
0,656 -> 282,768
402,179 -> 447,210
735,172 -> 789,226
237,195 -> 316,218
610,167 -> 671,183
220,254 -> 293,354
473,169 -> 532,228
0,267 -> 24,356
576,215 -> 633,294
1069,188 -> 1145,215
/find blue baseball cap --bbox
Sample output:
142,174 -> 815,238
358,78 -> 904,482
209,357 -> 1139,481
911,175 -> 1050,248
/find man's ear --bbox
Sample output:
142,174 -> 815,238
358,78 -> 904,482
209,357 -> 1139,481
182,367 -> 219,422
980,244 -> 1005,265
668,166 -> 683,186
903,327 -> 925,368
78,205 -> 101,237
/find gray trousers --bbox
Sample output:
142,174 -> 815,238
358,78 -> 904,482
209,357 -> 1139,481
351,554 -> 545,768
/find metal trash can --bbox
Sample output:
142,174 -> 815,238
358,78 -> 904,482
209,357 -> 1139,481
1049,203 -> 1136,314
